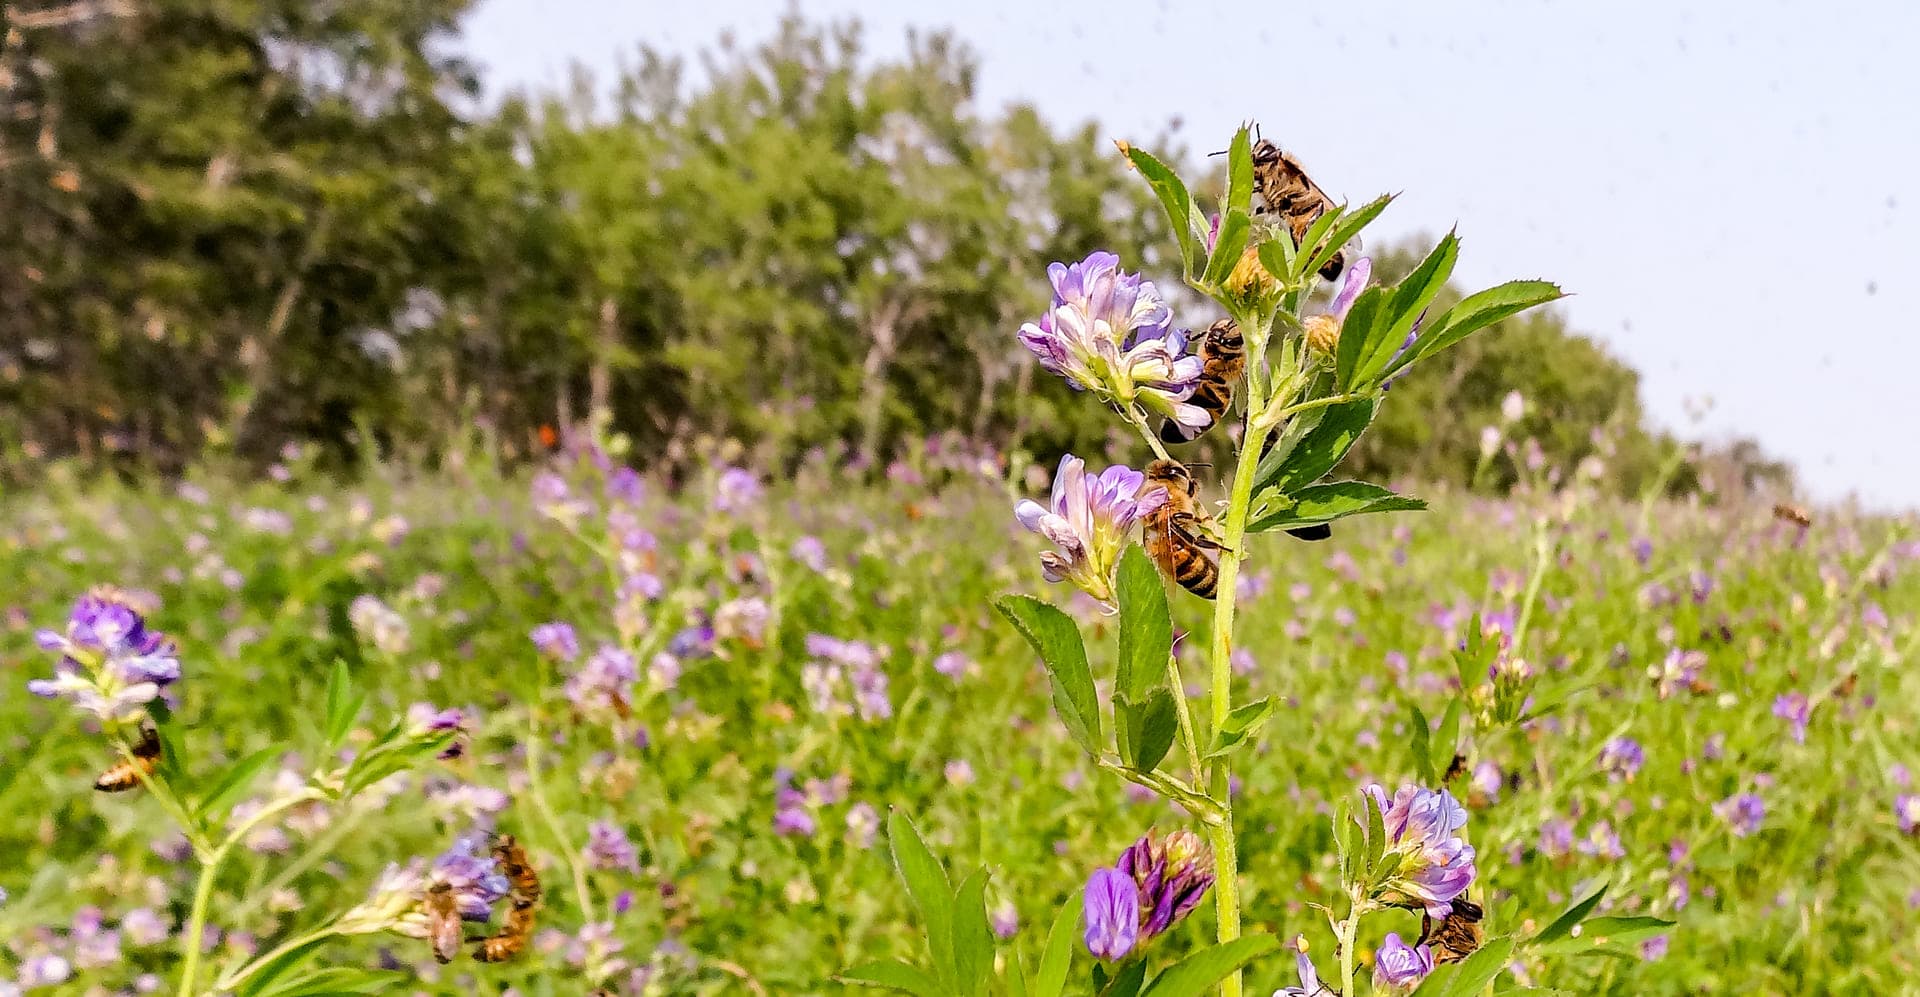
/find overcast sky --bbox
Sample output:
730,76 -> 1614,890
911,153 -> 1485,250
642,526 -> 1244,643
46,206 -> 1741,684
462,0 -> 1920,508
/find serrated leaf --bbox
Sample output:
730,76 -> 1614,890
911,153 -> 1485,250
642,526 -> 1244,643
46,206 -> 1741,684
1127,689 -> 1179,773
1032,892 -> 1083,997
323,658 -> 361,749
195,746 -> 280,822
1246,481 -> 1426,534
1202,209 -> 1252,288
1301,192 -> 1394,282
1389,279 -> 1565,377
837,960 -> 944,995
1254,398 -> 1377,495
1418,935 -> 1515,997
1334,284 -> 1387,390
953,868 -> 994,996
1225,126 -> 1253,216
1408,703 -> 1435,784
1115,546 -> 1173,703
995,596 -> 1101,755
1140,934 -> 1281,997
1258,232 -> 1296,283
1122,143 -> 1209,277
1204,696 -> 1277,759
1354,232 -> 1457,388
888,810 -> 957,986
1532,880 -> 1609,945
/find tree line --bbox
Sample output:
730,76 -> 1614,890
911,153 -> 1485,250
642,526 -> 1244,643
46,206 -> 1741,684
0,3 -> 1788,496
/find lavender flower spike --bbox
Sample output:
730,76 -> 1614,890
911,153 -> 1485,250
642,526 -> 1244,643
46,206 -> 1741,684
1082,867 -> 1139,961
28,591 -> 181,723
1015,455 -> 1166,604
1017,252 -> 1206,430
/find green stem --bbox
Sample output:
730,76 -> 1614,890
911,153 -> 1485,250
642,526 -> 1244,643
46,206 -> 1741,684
1511,522 -> 1553,649
524,709 -> 597,922
1167,652 -> 1206,789
175,787 -> 323,995
1338,886 -> 1363,995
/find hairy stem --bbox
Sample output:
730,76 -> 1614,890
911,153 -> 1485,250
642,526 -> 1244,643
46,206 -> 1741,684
176,788 -> 323,995
1338,886 -> 1363,995
524,710 -> 597,922
1167,651 -> 1206,789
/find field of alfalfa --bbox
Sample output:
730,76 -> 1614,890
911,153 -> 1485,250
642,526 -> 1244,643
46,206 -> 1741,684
1,441 -> 1916,995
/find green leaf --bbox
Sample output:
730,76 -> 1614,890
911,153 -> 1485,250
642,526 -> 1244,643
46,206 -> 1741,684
1115,546 -> 1173,703
888,810 -> 957,986
195,746 -> 281,822
952,868 -> 995,996
1389,279 -> 1565,378
1254,398 -> 1377,495
1140,934 -> 1282,997
1105,959 -> 1149,997
323,658 -> 362,750
1203,696 -> 1277,759
1536,916 -> 1674,955
234,935 -> 335,996
1431,698 -> 1464,781
1418,935 -> 1515,997
1007,944 -> 1029,997
837,960 -> 944,995
252,968 -> 402,997
1202,209 -> 1251,288
1258,232 -> 1296,285
1246,481 -> 1426,534
1407,703 -> 1435,785
1225,126 -> 1253,217
1532,880 -> 1609,945
1363,785 -> 1387,874
1032,892 -> 1083,997
1333,799 -> 1358,884
1291,203 -> 1345,281
1122,143 -> 1209,278
1354,231 -> 1458,388
1333,284 -> 1387,391
148,699 -> 186,784
995,596 -> 1101,755
1127,689 -> 1179,773
1301,192 -> 1394,283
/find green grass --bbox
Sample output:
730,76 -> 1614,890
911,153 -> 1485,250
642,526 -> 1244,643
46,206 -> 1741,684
1,452 -> 1915,994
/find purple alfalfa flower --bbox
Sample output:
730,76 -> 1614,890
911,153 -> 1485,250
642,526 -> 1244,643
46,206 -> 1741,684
1640,933 -> 1671,961
1648,648 -> 1707,699
338,836 -> 507,938
989,899 -> 1019,940
1470,761 -> 1503,802
16,953 -> 72,987
29,591 -> 181,723
586,820 -> 640,873
1715,793 -> 1766,837
1015,455 -> 1166,604
565,644 -> 636,716
1115,828 -> 1215,942
669,624 -> 715,661
406,703 -> 469,759
1631,536 -> 1654,566
1576,820 -> 1626,860
120,907 -> 169,948
531,471 -> 591,526
1371,932 -> 1435,991
713,466 -> 762,513
772,787 -> 817,838
1016,252 -> 1206,431
530,621 -> 580,663
428,835 -> 512,920
1363,784 -> 1476,916
1895,794 -> 1920,834
1772,692 -> 1811,744
1599,736 -> 1645,781
1081,866 -> 1140,961
932,650 -> 971,681
791,535 -> 830,573
845,801 -> 880,849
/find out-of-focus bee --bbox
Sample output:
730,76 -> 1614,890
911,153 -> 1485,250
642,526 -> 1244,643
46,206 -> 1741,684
1442,752 -> 1469,784
473,834 -> 540,963
1772,502 -> 1811,528
95,723 -> 161,793
1419,893 -> 1485,965
1160,318 -> 1244,445
1250,137 -> 1346,281
423,882 -> 462,964
1143,460 -> 1228,599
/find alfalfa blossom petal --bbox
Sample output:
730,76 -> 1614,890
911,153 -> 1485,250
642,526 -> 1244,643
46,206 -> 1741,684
1363,783 -> 1478,917
1302,256 -> 1374,355
1275,937 -> 1334,996
1081,866 -> 1139,961
1019,252 -> 1199,418
27,592 -> 180,724
1014,455 -> 1166,604
1372,932 -> 1436,991
1115,828 -> 1214,941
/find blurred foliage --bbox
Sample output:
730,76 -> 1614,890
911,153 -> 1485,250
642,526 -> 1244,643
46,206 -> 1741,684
0,7 -> 1791,497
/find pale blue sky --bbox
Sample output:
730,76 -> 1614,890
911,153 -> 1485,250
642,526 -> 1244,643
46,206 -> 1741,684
463,0 -> 1919,508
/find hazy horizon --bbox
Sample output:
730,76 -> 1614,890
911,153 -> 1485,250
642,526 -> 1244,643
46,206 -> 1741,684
464,0 -> 1920,509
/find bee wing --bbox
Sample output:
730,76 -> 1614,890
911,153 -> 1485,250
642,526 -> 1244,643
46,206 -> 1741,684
1170,516 -> 1226,552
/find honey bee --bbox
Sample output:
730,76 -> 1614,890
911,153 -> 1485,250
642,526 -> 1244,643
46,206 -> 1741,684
1160,318 -> 1244,445
423,881 -> 462,964
1143,460 -> 1228,599
1250,138 -> 1346,281
473,834 -> 540,963
1442,752 -> 1468,784
1418,893 -> 1485,965
1772,502 -> 1811,528
94,723 -> 161,793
